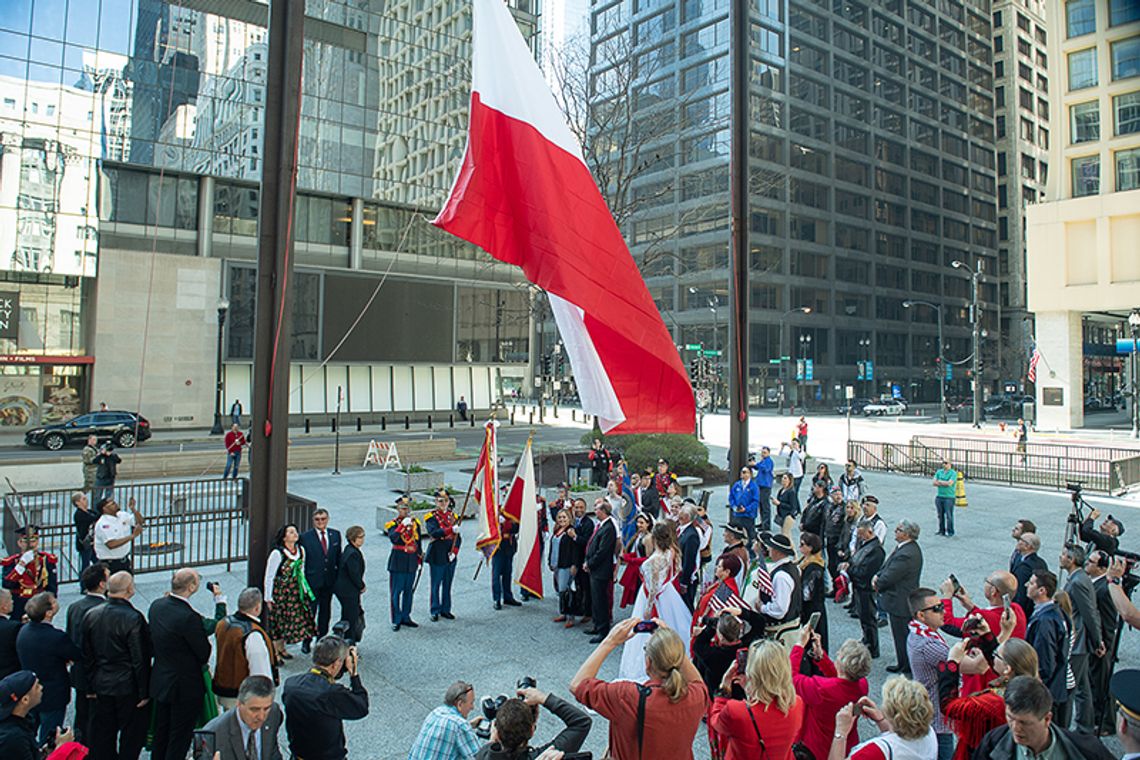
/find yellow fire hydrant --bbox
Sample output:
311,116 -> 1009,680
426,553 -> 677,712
955,470 -> 968,509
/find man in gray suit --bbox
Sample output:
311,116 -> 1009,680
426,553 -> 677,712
201,675 -> 283,760
1060,543 -> 1101,734
873,519 -> 924,675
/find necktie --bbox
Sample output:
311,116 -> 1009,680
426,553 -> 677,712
320,531 -> 328,555
246,729 -> 258,760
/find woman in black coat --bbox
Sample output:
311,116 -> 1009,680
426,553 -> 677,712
772,472 -> 800,538
333,525 -> 366,642
797,532 -> 829,651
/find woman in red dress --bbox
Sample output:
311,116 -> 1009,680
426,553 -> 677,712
617,512 -> 653,608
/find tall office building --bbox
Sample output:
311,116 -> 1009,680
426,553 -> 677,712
592,0 -> 1001,408
991,0 -> 1050,386
0,0 -> 538,430
1026,0 -> 1140,430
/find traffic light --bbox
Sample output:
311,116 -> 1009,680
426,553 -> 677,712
541,355 -> 551,376
689,358 -> 700,380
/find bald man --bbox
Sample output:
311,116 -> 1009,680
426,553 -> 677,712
81,571 -> 151,760
149,568 -> 227,760
939,569 -> 1029,695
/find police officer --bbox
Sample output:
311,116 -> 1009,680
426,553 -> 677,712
385,495 -> 422,631
1,526 -> 57,620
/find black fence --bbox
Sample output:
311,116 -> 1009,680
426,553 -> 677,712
1,479 -> 318,584
848,437 -> 1140,495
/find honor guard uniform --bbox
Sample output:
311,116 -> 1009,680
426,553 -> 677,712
425,490 -> 461,622
1,526 -> 58,619
492,511 -> 520,609
386,496 -> 423,631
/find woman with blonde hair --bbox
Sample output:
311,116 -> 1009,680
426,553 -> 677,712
710,640 -> 805,760
571,617 -> 708,759
831,676 -> 937,759
938,633 -> 1039,760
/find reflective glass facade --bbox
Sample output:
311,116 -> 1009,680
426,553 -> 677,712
593,0 -> 1001,406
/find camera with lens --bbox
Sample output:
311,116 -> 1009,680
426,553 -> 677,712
474,677 -> 537,739
331,619 -> 355,647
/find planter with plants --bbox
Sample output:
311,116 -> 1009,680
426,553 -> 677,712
384,463 -> 445,493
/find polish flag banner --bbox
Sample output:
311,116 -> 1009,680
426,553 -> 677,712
471,420 -> 501,554
432,0 -> 695,434
502,437 -> 543,598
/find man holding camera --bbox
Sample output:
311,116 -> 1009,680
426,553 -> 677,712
282,635 -> 368,760
1080,508 -> 1124,557
475,683 -> 592,760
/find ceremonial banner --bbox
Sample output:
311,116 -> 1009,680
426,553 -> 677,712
433,0 -> 694,435
503,437 -> 542,598
471,420 -> 501,553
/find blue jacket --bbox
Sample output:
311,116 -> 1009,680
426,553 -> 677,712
1027,601 -> 1070,705
728,479 -> 760,520
751,457 -> 775,488
16,621 -> 81,710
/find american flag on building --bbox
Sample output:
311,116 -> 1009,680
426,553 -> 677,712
1027,347 -> 1042,383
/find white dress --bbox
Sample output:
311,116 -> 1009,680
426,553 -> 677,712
617,549 -> 693,682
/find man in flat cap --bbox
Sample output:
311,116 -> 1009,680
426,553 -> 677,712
1,526 -> 57,620
1114,669 -> 1140,760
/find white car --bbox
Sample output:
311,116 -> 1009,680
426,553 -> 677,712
863,399 -> 907,416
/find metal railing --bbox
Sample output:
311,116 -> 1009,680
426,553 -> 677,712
2,479 -> 318,584
849,437 -> 1140,494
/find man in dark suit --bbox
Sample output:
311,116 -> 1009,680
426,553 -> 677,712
583,500 -> 618,643
634,471 -> 660,520
148,568 -> 227,760
16,592 -> 81,743
1025,570 -> 1070,711
66,562 -> 108,745
677,503 -> 702,611
568,498 -> 595,625
0,589 -> 19,680
1086,550 -> 1119,735
299,509 -> 341,653
845,519 -> 886,658
1060,544 -> 1101,733
202,675 -> 284,760
1012,532 -> 1049,618
81,570 -> 152,760
873,519 -> 923,675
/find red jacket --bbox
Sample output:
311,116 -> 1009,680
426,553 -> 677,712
224,430 -> 247,454
790,645 -> 868,760
941,598 -> 1027,695
710,696 -> 803,760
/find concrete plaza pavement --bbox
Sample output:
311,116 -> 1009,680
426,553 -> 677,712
50,439 -> 1139,759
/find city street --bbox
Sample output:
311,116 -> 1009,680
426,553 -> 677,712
53,439 -> 1140,759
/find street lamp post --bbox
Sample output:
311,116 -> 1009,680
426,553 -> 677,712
777,306 -> 812,415
952,259 -> 983,428
798,333 -> 812,410
903,300 -> 947,423
1130,309 -> 1140,439
210,297 -> 230,435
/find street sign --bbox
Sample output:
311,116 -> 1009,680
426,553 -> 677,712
805,359 -> 814,381
857,361 -> 865,380
685,343 -> 702,351
780,355 -> 791,361
866,360 -> 874,380
945,365 -> 953,380
845,385 -> 855,399
769,358 -> 781,365
795,359 -> 805,380
703,350 -> 722,357
1115,339 -> 1139,354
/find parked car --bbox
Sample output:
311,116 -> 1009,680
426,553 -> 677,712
835,397 -> 874,415
863,399 -> 907,416
25,410 -> 152,451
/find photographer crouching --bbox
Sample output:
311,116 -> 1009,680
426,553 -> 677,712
281,635 -> 368,760
475,679 -> 592,760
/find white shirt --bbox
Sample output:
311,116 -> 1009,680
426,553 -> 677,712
245,628 -> 273,680
238,713 -> 263,759
760,556 -> 795,620
788,450 -> 804,478
263,546 -> 302,603
94,512 -> 136,559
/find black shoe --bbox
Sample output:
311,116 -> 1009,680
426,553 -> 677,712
392,623 -> 400,632
936,531 -> 945,536
431,615 -> 440,622
886,664 -> 907,674
301,639 -> 311,653
403,619 -> 419,628
494,601 -> 503,610
441,612 -> 455,620
589,634 -> 608,643
504,599 -> 522,607
583,628 -> 600,635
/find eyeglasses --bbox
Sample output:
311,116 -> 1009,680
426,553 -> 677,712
919,604 -> 944,614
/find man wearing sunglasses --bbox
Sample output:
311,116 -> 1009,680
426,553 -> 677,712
905,587 -> 952,760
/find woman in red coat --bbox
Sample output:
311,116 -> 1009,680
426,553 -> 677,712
710,640 -> 804,760
790,629 -> 871,760
938,635 -> 1039,760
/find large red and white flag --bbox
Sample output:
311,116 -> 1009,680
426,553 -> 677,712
433,0 -> 695,434
502,437 -> 543,598
471,420 -> 501,554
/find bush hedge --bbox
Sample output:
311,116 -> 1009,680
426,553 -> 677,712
579,430 -> 710,475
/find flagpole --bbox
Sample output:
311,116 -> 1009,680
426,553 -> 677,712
727,0 -> 750,475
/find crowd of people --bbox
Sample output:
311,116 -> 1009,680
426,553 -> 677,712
3,425 -> 1140,760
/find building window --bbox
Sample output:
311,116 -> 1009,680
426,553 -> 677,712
1118,148 -> 1140,191
993,10 -> 1003,27
1110,0 -> 1140,26
1066,0 -> 1096,37
1116,92 -> 1140,135
1072,155 -> 1100,196
994,35 -> 1004,52
1069,48 -> 1098,89
995,60 -> 1005,78
1071,101 -> 1100,143
1112,37 -> 1140,81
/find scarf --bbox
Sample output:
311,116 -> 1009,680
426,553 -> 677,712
798,553 -> 825,571
908,619 -> 945,642
290,555 -> 316,603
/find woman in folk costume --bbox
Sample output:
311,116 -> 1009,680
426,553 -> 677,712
264,523 -> 316,663
617,511 -> 654,608
691,553 -> 744,647
617,521 -> 692,682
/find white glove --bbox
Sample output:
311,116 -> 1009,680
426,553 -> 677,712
401,517 -> 413,527
19,550 -> 34,564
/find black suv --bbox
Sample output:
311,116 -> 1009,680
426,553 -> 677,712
25,411 -> 152,451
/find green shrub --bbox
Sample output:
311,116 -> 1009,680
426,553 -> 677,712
400,464 -> 430,473
579,431 -> 709,475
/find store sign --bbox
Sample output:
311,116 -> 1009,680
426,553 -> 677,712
0,292 -> 17,339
